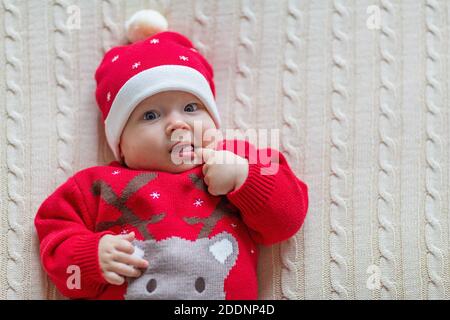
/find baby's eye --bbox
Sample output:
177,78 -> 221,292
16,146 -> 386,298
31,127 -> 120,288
184,103 -> 198,113
143,110 -> 159,121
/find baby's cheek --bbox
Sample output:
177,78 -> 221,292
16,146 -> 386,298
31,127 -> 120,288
201,128 -> 221,149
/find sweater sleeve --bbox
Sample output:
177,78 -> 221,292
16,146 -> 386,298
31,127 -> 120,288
34,176 -> 114,299
222,139 -> 309,245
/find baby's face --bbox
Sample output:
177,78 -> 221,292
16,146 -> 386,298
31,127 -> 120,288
119,90 -> 218,173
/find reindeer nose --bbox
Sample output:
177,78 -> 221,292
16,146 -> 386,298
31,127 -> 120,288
195,277 -> 205,293
146,278 -> 157,293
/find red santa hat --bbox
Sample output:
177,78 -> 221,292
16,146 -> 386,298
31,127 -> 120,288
95,10 -> 220,161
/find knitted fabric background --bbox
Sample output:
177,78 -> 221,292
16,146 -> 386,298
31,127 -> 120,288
0,0 -> 449,299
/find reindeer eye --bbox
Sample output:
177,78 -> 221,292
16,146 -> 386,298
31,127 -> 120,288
146,279 -> 157,293
195,277 -> 205,293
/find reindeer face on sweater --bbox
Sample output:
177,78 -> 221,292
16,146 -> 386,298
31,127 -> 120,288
124,232 -> 238,300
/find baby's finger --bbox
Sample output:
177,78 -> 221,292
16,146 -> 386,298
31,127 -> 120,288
202,163 -> 208,176
115,239 -> 135,254
208,185 -> 219,196
119,232 -> 135,241
111,262 -> 142,278
104,271 -> 125,286
114,252 -> 149,269
203,174 -> 210,186
194,147 -> 216,164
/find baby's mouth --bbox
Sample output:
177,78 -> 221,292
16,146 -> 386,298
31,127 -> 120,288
169,143 -> 195,158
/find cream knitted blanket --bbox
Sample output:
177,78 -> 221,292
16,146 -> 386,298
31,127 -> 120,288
0,0 -> 449,299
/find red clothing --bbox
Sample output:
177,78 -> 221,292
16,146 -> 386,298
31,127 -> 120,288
34,140 -> 309,299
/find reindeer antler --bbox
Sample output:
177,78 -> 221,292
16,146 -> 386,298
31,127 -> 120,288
92,172 -> 164,240
189,173 -> 208,192
92,172 -> 238,241
184,173 -> 240,239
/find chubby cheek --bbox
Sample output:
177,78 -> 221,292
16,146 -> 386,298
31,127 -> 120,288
122,128 -> 164,162
200,123 -> 220,149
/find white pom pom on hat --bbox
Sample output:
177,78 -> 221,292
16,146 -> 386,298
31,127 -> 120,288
125,10 -> 169,43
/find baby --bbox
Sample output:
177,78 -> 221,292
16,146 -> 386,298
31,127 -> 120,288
34,11 -> 309,300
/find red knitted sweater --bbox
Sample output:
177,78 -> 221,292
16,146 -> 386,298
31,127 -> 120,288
34,139 -> 309,299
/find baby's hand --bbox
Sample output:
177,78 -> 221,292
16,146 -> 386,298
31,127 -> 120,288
98,232 -> 149,286
194,148 -> 249,196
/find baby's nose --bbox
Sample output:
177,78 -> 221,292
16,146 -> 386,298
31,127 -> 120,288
166,119 -> 190,136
